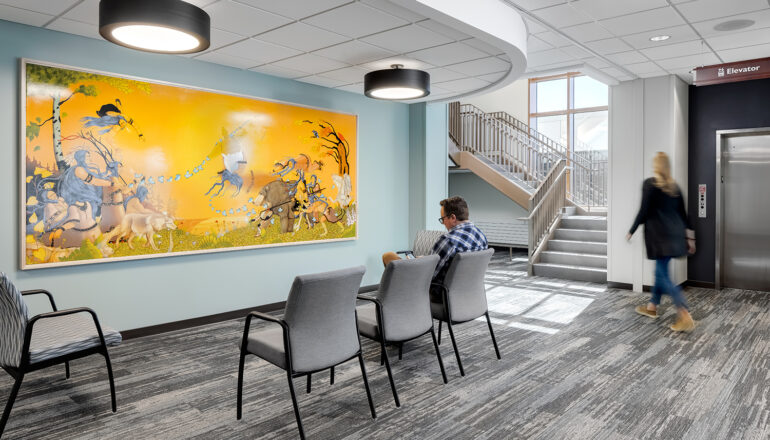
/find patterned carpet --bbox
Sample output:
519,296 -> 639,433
2,251 -> 769,439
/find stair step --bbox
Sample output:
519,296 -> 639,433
561,216 -> 607,231
548,239 -> 607,254
533,263 -> 607,283
540,251 -> 607,268
553,228 -> 607,242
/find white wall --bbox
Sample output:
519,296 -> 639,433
608,75 -> 689,290
463,78 -> 529,122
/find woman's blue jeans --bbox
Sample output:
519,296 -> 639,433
651,257 -> 689,310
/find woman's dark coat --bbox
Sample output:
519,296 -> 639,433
629,178 -> 693,260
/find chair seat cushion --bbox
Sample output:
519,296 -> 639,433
356,303 -> 380,340
29,313 -> 122,364
246,327 -> 286,370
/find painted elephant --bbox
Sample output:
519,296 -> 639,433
252,179 -> 295,233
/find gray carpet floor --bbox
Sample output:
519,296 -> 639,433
2,252 -> 769,439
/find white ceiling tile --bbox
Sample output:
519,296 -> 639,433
638,70 -> 669,78
691,9 -> 770,38
571,0 -> 668,21
296,75 -> 349,88
271,53 -> 349,74
0,4 -> 52,26
674,0 -> 768,23
599,7 -> 686,36
561,22 -> 613,42
205,1 -> 291,36
233,0 -> 351,20
257,22 -> 349,52
706,28 -> 770,51
606,50 -> 649,65
62,0 -> 98,24
434,77 -> 490,92
335,82 -> 364,93
535,31 -> 572,48
655,52 -> 720,70
444,57 -> 510,76
408,42 -> 489,66
530,59 -> 583,71
359,0 -> 425,21
621,25 -> 700,50
424,67 -> 466,83
416,19 -> 468,40
477,71 -> 508,83
45,18 -> 100,40
600,67 -> 625,78
0,0 -> 78,15
303,2 -> 408,38
183,0 -> 220,7
195,51 -> 258,69
585,57 -> 611,69
528,35 -> 554,53
361,57 -> 434,71
584,38 -> 633,55
625,61 -> 663,74
526,48 -> 575,67
216,38 -> 301,63
318,66 -> 369,83
531,3 -> 592,28
361,24 -> 453,53
640,39 -> 709,61
511,0 -> 567,11
524,18 -> 548,34
207,27 -> 247,50
558,45 -> 593,59
461,38 -> 505,56
314,40 -> 395,64
427,84 -> 453,95
718,42 -> 770,63
248,64 -> 307,79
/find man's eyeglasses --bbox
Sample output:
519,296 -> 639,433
438,215 -> 451,224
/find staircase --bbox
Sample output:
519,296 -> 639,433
448,101 -> 609,283
534,214 -> 607,283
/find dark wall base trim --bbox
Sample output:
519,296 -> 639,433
608,282 -> 632,290
683,280 -> 716,289
608,281 -> 689,292
122,301 -> 286,340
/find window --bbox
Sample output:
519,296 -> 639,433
529,73 -> 609,153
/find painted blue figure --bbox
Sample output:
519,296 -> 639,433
206,151 -> 246,197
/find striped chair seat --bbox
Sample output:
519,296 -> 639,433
29,313 -> 122,364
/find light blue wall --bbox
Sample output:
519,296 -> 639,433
449,173 -> 528,221
0,20 -> 413,330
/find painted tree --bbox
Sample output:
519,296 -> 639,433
306,120 -> 350,175
25,63 -> 150,172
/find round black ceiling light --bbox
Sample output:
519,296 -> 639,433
364,65 -> 430,100
99,0 -> 210,54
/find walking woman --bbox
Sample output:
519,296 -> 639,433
627,152 -> 696,332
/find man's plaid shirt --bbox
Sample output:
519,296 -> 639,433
431,222 -> 488,284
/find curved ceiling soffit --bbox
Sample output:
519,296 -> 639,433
391,0 -> 528,103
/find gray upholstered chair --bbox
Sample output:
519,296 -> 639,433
356,255 -> 447,407
237,266 -> 376,440
431,249 -> 500,377
0,273 -> 121,436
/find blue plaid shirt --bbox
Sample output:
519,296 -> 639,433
431,222 -> 488,284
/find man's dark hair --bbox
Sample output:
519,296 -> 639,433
440,196 -> 469,221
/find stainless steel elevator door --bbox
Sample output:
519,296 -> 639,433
722,132 -> 770,290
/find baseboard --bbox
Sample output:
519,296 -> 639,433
683,280 -> 715,288
122,301 -> 286,340
608,281 -> 632,290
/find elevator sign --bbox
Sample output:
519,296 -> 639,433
698,184 -> 707,218
694,57 -> 770,86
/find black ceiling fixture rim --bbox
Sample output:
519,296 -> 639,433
364,66 -> 431,100
99,0 -> 211,54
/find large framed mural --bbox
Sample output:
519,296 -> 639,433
21,60 -> 357,269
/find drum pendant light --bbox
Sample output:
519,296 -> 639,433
99,0 -> 210,54
364,64 -> 430,100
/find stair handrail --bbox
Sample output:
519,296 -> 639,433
525,159 -> 569,275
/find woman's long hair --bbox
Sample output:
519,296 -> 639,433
652,152 -> 678,196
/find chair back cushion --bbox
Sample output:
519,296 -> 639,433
0,273 -> 29,368
412,230 -> 444,257
378,255 -> 439,341
443,249 -> 494,323
284,266 -> 366,373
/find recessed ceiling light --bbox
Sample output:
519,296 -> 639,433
714,19 -> 755,32
364,65 -> 430,100
649,35 -> 670,42
99,0 -> 210,54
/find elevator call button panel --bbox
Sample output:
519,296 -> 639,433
698,184 -> 707,218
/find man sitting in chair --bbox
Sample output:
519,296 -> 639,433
383,196 -> 488,301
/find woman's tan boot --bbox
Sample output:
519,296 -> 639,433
670,310 -> 695,332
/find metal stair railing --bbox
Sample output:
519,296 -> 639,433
525,159 -> 569,275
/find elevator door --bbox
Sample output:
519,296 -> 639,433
722,131 -> 770,290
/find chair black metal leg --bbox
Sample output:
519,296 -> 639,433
306,374 -> 312,394
103,350 -> 117,413
379,341 -> 400,407
330,367 -> 335,385
430,328 -> 448,384
286,372 -> 305,440
380,349 -> 384,366
485,312 -> 501,360
65,361 -> 70,379
398,343 -> 403,360
236,353 -> 245,420
437,320 -> 443,345
446,321 -> 465,377
1,373 -> 24,436
357,353 -> 377,419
